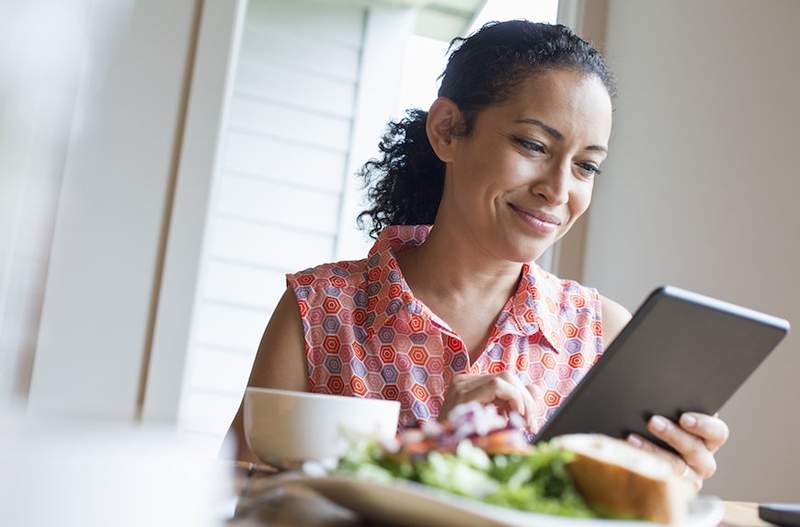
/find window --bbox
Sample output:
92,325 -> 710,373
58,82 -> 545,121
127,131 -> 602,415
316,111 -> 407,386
395,0 -> 559,117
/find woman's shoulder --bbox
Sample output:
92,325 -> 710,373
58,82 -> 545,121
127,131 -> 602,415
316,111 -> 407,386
534,264 -> 601,304
535,264 -> 631,322
596,293 -> 632,347
535,265 -> 632,348
286,258 -> 369,293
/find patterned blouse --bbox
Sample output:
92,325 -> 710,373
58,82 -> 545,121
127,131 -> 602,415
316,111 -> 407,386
286,225 -> 604,432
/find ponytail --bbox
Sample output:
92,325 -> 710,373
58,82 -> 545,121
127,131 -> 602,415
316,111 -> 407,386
356,109 -> 445,239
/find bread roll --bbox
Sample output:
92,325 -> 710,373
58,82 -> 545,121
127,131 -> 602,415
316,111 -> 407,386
553,434 -> 695,525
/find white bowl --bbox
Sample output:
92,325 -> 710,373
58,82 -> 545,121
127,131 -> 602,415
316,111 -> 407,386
243,387 -> 400,464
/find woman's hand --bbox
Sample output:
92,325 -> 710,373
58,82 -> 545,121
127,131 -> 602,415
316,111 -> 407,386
439,372 -> 546,431
627,412 -> 730,491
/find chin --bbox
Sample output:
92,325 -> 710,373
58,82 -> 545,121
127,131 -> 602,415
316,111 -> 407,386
502,238 -> 551,264
488,220 -> 558,263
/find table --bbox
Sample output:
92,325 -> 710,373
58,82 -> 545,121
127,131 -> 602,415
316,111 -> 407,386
722,502 -> 770,527
228,462 -> 771,527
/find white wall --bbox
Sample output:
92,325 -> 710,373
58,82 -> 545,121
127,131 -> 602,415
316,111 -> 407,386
584,0 -> 800,501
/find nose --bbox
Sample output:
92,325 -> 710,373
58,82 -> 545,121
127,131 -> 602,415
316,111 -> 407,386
531,159 -> 570,206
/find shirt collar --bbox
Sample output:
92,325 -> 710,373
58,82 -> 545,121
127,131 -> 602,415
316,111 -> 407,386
364,225 -> 428,336
364,225 -> 564,352
507,262 -> 566,352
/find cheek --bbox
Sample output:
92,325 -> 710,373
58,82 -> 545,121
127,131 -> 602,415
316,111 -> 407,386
489,145 -> 533,180
568,184 -> 593,221
457,148 -> 528,203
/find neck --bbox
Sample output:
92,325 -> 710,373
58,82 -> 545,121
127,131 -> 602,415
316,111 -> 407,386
396,217 -> 524,304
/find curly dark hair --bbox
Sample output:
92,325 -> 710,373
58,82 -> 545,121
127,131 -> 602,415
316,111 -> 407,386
357,21 -> 616,239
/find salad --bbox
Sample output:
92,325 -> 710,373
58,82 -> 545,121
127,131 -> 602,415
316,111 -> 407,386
336,402 -> 599,519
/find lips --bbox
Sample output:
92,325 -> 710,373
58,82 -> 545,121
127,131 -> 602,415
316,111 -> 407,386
508,203 -> 562,225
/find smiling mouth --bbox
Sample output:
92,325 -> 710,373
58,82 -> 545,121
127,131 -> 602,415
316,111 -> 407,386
508,203 -> 562,226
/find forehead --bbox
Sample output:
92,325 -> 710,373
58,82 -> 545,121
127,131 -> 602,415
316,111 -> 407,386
487,69 -> 613,142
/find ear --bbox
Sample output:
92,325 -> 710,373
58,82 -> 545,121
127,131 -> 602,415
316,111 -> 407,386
425,97 -> 463,163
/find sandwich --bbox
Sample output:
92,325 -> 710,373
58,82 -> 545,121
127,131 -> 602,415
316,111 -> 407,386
554,433 -> 694,524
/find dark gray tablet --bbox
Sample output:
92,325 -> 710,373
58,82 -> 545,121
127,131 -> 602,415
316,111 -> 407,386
534,285 -> 790,452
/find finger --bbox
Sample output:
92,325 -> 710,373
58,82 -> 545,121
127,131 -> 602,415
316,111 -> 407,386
499,372 -> 537,430
446,374 -> 503,406
648,415 -> 717,479
449,373 -> 489,394
679,412 -> 729,453
627,434 -> 704,491
626,433 -> 686,475
438,375 -> 471,419
524,384 -> 547,432
463,377 -> 526,416
440,374 -> 502,420
527,383 -> 544,398
688,467 -> 703,491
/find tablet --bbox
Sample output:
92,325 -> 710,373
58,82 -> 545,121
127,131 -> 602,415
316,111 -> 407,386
534,285 -> 790,453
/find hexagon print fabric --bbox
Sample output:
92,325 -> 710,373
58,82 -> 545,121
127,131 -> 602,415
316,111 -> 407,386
286,225 -> 604,433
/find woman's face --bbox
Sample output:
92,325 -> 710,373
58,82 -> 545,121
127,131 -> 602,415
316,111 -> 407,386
437,69 -> 613,263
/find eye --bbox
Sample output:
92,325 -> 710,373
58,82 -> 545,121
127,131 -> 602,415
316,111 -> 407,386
577,162 -> 602,177
514,137 -> 546,154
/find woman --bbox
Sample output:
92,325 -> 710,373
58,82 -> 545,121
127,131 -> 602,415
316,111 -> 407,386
227,21 -> 728,490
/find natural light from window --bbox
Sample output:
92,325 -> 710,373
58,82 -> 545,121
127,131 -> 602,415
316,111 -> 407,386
395,0 -> 560,117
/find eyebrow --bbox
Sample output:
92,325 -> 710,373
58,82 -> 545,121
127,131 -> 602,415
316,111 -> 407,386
514,117 -> 608,153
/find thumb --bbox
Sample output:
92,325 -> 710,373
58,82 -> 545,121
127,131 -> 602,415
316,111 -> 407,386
525,384 -> 547,433
527,383 -> 544,397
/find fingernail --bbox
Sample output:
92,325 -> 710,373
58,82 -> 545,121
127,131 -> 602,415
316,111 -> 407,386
627,435 -> 643,448
681,414 -> 697,428
651,416 -> 668,432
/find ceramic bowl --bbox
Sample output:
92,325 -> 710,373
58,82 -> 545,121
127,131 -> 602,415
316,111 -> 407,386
243,387 -> 400,464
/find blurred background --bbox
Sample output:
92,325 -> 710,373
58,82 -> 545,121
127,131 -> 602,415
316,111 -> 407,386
1,0 -> 798,505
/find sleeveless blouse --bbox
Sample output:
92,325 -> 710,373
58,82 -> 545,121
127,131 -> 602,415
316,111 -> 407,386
286,225 -> 604,432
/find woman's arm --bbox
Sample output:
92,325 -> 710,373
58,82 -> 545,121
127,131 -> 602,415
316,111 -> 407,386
599,293 -> 632,350
223,287 -> 308,462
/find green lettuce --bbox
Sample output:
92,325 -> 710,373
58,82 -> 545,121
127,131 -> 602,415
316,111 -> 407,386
336,438 -> 597,519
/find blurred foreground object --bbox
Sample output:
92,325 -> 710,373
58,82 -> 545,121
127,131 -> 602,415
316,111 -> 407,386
0,0 -> 128,406
0,407 -> 233,527
554,434 -> 695,525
